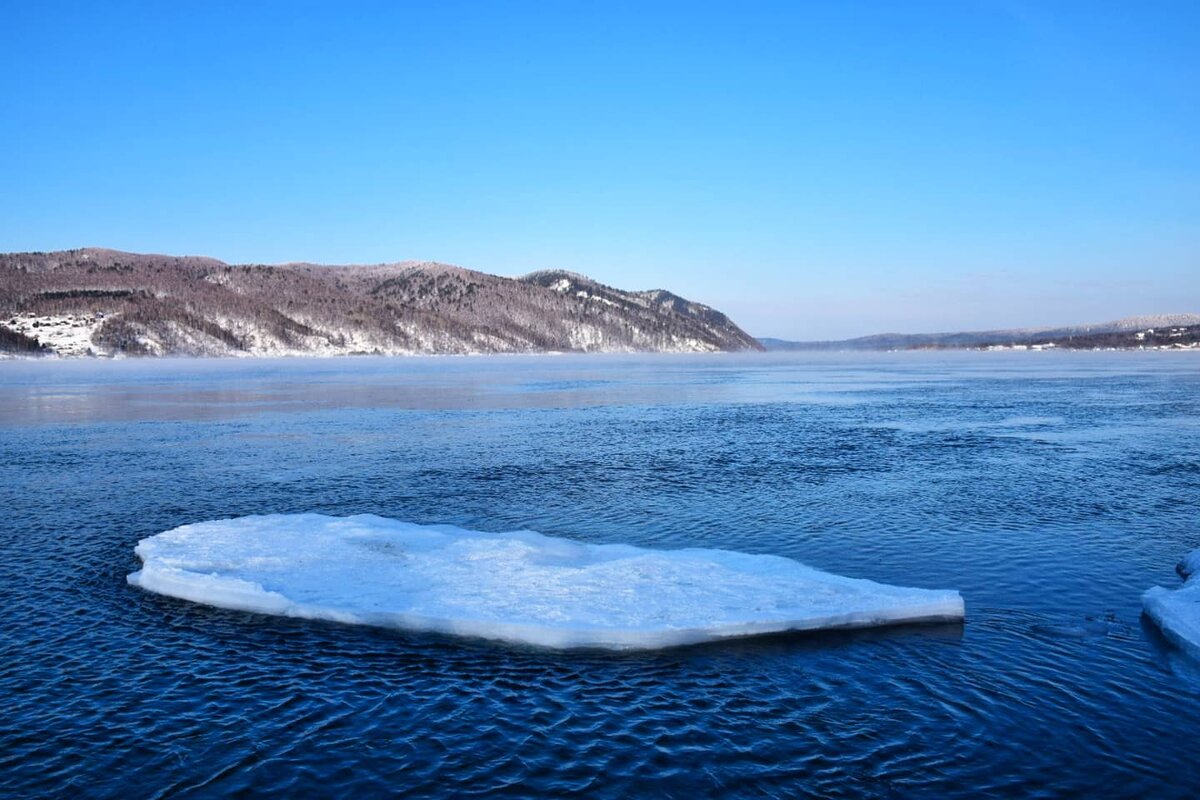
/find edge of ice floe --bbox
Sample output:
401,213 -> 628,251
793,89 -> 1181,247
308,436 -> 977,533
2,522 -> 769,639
128,563 -> 966,650
1142,548 -> 1200,662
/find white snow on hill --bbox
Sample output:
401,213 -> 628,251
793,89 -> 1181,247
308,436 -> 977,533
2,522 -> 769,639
5,311 -> 106,357
127,514 -> 965,650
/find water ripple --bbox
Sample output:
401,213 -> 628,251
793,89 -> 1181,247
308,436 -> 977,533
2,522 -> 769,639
1,353 -> 1199,797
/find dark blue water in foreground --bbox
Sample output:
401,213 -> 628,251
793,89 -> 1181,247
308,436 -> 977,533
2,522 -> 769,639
1,352 -> 1198,798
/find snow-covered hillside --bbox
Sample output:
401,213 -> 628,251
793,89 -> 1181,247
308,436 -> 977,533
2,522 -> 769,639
0,248 -> 763,358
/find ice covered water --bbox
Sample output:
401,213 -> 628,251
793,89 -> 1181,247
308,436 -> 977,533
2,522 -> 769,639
1144,549 -> 1200,662
127,513 -> 965,650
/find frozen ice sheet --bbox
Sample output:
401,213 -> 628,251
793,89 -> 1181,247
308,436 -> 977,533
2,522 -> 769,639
1144,549 -> 1200,662
128,514 -> 965,650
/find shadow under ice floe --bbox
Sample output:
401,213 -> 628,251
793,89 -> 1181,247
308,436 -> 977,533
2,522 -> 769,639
127,514 -> 965,650
1143,549 -> 1200,662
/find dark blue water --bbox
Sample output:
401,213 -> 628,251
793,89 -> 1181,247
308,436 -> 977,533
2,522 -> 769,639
1,352 -> 1198,798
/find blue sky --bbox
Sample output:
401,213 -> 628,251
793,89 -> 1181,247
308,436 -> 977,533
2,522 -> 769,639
3,1 -> 1197,339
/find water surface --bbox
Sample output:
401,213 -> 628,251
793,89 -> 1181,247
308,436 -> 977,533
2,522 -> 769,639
1,352 -> 1198,797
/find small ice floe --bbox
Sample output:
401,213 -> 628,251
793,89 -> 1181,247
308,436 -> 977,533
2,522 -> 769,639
127,514 -> 965,650
1143,549 -> 1200,661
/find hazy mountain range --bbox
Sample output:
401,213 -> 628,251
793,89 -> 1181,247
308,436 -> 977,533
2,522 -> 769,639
0,248 -> 762,357
2,248 -> 1194,358
760,313 -> 1200,351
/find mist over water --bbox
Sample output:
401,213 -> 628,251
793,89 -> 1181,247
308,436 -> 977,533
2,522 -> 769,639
2,352 -> 1198,797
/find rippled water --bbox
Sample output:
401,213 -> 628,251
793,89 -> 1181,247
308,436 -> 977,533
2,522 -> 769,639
1,352 -> 1198,798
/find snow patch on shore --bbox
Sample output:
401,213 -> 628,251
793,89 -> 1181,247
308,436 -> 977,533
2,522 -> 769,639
4,312 -> 107,356
127,514 -> 965,650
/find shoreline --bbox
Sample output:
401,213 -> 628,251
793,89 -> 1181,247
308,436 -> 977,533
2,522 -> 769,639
3,346 -> 1199,364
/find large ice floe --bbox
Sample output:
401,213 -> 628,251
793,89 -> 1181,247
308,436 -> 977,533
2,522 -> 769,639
127,514 -> 965,650
1143,549 -> 1200,661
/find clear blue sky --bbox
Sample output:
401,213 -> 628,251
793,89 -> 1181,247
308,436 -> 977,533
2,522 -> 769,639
3,1 -> 1197,338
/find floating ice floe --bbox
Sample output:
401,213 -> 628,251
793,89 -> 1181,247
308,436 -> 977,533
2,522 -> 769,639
127,514 -> 965,650
1144,549 -> 1200,661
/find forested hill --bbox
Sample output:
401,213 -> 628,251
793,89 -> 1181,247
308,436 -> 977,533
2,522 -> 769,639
0,248 -> 763,357
761,313 -> 1200,352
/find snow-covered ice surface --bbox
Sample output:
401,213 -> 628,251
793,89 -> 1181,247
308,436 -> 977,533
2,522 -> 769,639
127,514 -> 965,650
1143,549 -> 1200,661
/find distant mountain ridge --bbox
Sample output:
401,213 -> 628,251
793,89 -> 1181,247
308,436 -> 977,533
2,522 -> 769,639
761,313 -> 1200,351
0,248 -> 763,357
